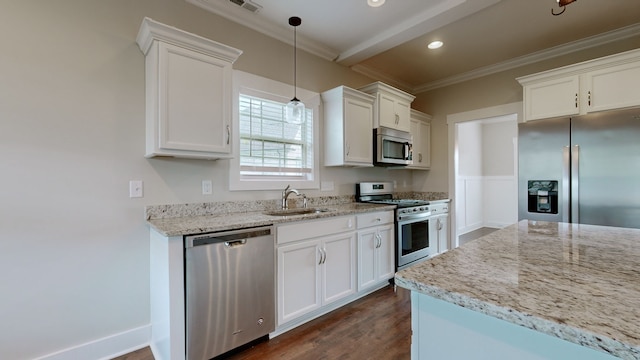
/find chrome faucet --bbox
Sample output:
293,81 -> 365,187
282,184 -> 306,209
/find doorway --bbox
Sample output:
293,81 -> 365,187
447,103 -> 521,248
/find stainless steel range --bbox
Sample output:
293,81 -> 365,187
357,182 -> 435,270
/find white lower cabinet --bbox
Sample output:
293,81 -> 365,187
356,211 -> 395,291
428,203 -> 450,254
276,216 -> 356,326
432,214 -> 449,254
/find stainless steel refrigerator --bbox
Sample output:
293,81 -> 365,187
518,107 -> 640,229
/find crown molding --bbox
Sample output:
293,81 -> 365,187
411,22 -> 640,94
350,64 -> 415,94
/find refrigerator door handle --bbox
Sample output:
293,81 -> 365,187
571,145 -> 580,223
562,146 -> 571,223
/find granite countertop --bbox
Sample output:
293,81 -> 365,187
147,202 -> 396,237
395,220 -> 640,359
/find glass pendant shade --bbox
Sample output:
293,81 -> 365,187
286,97 -> 305,124
287,16 -> 305,124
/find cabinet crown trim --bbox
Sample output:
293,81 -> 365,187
136,17 -> 242,63
321,86 -> 376,103
358,81 -> 416,102
517,48 -> 640,85
410,109 -> 432,122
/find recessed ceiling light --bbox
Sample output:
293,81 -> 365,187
428,40 -> 443,49
367,0 -> 385,7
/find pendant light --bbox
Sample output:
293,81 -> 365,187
286,16 -> 305,124
552,0 -> 577,16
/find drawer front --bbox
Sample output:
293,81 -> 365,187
429,203 -> 449,215
277,216 -> 356,245
356,211 -> 394,229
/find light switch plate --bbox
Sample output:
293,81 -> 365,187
202,180 -> 213,195
129,180 -> 143,198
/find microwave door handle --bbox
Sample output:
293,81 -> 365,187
405,142 -> 411,160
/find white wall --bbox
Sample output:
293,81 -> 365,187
0,1 -> 413,359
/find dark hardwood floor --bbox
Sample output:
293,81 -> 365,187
113,285 -> 411,360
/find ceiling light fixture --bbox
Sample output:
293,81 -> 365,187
286,16 -> 305,125
367,0 -> 385,8
552,0 -> 577,16
428,40 -> 443,50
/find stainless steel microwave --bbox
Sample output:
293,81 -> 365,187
374,127 -> 413,166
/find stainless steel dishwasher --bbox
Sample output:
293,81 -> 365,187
185,226 -> 275,360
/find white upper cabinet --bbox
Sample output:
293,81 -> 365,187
136,18 -> 242,159
322,86 -> 375,167
518,48 -> 640,121
521,75 -> 580,120
358,82 -> 415,132
407,109 -> 432,170
586,61 -> 640,113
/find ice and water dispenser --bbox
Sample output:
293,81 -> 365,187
527,180 -> 558,214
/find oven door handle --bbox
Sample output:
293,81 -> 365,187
397,212 -> 431,224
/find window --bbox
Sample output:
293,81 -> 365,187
239,94 -> 313,179
230,71 -> 320,191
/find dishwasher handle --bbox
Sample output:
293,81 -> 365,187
225,239 -> 247,248
185,227 -> 272,248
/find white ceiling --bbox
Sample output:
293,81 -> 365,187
186,0 -> 500,63
187,0 -> 640,93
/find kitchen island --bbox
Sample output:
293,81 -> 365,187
395,220 -> 640,360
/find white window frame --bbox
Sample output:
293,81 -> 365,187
230,70 -> 320,191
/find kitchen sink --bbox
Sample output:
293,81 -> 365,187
263,208 -> 331,216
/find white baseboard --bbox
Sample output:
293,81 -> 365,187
484,221 -> 512,229
34,324 -> 151,360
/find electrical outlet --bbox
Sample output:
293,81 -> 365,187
129,180 -> 143,198
202,180 -> 213,195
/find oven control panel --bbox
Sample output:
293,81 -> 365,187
398,206 -> 429,215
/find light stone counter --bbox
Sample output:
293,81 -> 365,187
145,192 -> 448,237
395,220 -> 640,359
147,202 -> 395,237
